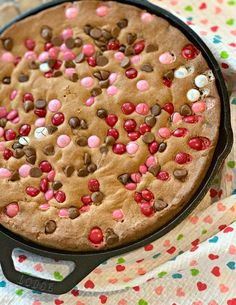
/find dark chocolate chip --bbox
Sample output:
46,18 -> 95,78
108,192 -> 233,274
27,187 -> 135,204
91,87 -> 102,97
23,100 -> 34,113
100,144 -> 108,154
173,169 -> 188,180
141,64 -> 153,72
77,167 -> 89,177
0,118 -> 7,128
125,46 -> 135,56
52,181 -> 63,190
146,44 -> 159,53
18,74 -> 29,82
120,57 -> 130,68
97,56 -> 109,67
148,165 -> 161,177
93,71 -> 102,80
112,26 -> 121,38
46,125 -> 58,135
84,152 -> 91,165
2,37 -> 13,51
164,70 -> 174,80
12,142 -> 23,150
68,117 -> 80,129
43,145 -> 55,156
64,165 -> 74,177
97,108 -> 108,118
41,26 -> 53,41
28,61 -> 39,70
142,132 -> 155,144
100,70 -> 110,80
29,167 -> 42,178
84,24 -> 92,35
45,220 -> 56,234
180,104 -> 192,116
65,37 -> 75,49
102,29 -> 112,40
87,163 -> 97,173
13,149 -> 25,159
74,37 -> 83,47
91,191 -> 104,203
105,228 -> 119,245
118,173 -> 130,185
53,71 -> 63,78
90,28 -> 102,39
76,136 -> 88,147
52,36 -> 63,46
35,99 -> 46,109
9,171 -> 20,182
158,142 -> 167,153
99,79 -> 109,88
26,154 -> 36,164
70,73 -> 78,82
119,44 -> 126,53
105,136 -> 115,146
127,33 -> 137,45
151,104 -> 161,116
2,77 -> 11,85
153,199 -> 168,212
23,146 -> 36,156
117,18 -> 128,29
68,207 -> 80,219
145,115 -> 156,127
65,60 -> 76,68
75,53 -> 85,63
80,119 -> 88,130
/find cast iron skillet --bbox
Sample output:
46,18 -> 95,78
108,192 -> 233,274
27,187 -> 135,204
0,0 -> 233,295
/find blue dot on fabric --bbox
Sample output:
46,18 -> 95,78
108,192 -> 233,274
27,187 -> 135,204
227,261 -> 236,270
0,281 -> 6,288
172,273 -> 183,279
209,236 -> 219,243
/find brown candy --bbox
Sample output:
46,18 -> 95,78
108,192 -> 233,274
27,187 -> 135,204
117,18 -> 128,29
18,74 -> 29,82
75,53 -> 85,63
87,163 -> 97,173
46,125 -> 58,135
43,145 -> 55,156
24,146 -> 36,157
84,153 -> 91,165
68,207 -> 80,219
84,24 -> 92,35
125,46 -> 135,56
64,165 -> 74,177
91,191 -> 104,203
118,173 -> 130,185
127,33 -> 137,45
164,70 -> 174,81
26,155 -> 36,165
173,169 -> 188,180
90,28 -> 102,39
41,26 -> 52,41
9,171 -> 20,182
102,29 -> 112,40
105,136 -> 115,146
74,37 -> 83,47
52,36 -> 63,46
154,199 -> 168,212
65,37 -> 75,49
180,104 -> 192,116
142,132 -> 155,144
2,77 -> 11,85
45,220 -> 57,234
23,100 -> 34,113
105,228 -> 119,245
97,56 -> 109,67
97,109 -> 108,119
141,64 -> 154,72
91,87 -> 102,97
148,165 -> 161,177
12,142 -> 23,150
151,104 -> 161,116
53,71 -> 63,78
77,168 -> 89,177
99,79 -> 110,88
13,149 -> 25,159
65,60 -> 76,68
2,37 -> 13,51
29,167 -> 42,178
76,136 -> 88,147
68,117 -> 80,129
146,44 -> 159,53
145,116 -> 156,127
100,70 -> 110,80
52,181 -> 63,190
158,142 -> 167,153
70,73 -> 79,82
35,99 -> 46,109
0,118 -> 7,128
120,57 -> 130,68
80,119 -> 88,130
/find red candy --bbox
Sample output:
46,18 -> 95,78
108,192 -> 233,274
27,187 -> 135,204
54,191 -> 66,203
162,77 -> 172,88
125,68 -> 138,79
24,39 -> 36,51
172,128 -> 188,137
40,178 -> 49,193
133,40 -> 145,55
107,40 -> 120,50
123,119 -> 137,132
121,102 -> 136,115
107,128 -> 119,140
81,195 -> 92,205
148,141 -> 159,154
140,202 -> 154,217
4,129 -> 16,141
128,131 -> 141,141
44,71 -> 53,78
53,60 -> 62,70
112,143 -> 126,155
182,44 -> 200,60
87,57 -> 97,67
175,152 -> 192,164
188,137 -> 211,151
3,148 -> 13,160
105,114 -> 118,127
14,56 -> 21,66
51,112 -> 65,126
89,227 -> 104,244
26,186 -> 40,197
183,115 -> 201,124
44,42 -> 54,51
134,192 -> 143,203
39,160 -> 52,173
19,124 -> 31,136
163,103 -> 174,115
156,171 -> 170,181
34,108 -> 47,117
139,123 -> 151,135
141,189 -> 154,201
88,179 -> 100,192
23,93 -> 34,102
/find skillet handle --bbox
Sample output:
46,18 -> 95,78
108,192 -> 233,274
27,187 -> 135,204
0,231 -> 109,295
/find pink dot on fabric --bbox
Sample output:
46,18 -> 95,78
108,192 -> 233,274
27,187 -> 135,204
85,97 -> 95,107
81,77 -> 94,88
45,189 -> 54,201
47,170 -> 55,182
65,7 -> 79,19
39,203 -> 50,210
0,107 -> 7,118
88,135 -> 100,148
38,52 -> 49,63
114,52 -> 125,61
125,183 -> 137,191
109,73 -> 117,85
59,208 -> 69,218
158,127 -> 171,139
82,44 -> 96,57
1,52 -> 14,63
65,68 -> 76,78
131,172 -> 142,183
96,5 -> 109,17
107,86 -> 118,96
126,142 -> 139,155
172,112 -> 182,123
0,142 -> 5,151
159,52 -> 175,64
135,103 -> 149,115
11,117 -> 20,124
62,28 -> 74,39
0,168 -> 12,178
7,109 -> 18,120
48,99 -> 61,112
57,135 -> 71,148
146,156 -> 157,167
5,202 -> 19,218
24,51 -> 37,61
0,127 -> 4,137
63,51 -> 76,61
19,164 -> 31,178
112,209 -> 124,221
139,164 -> 147,174
10,90 -> 17,100
137,80 -> 149,91
131,55 -> 141,64
192,101 -> 206,113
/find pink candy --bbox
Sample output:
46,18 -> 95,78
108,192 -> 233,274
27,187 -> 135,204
88,135 -> 100,148
62,28 -> 74,39
109,73 -> 118,85
146,156 -> 157,167
48,47 -> 59,59
0,127 -> 4,137
96,5 -> 109,17
35,118 -> 46,127
65,6 -> 79,19
10,90 -> 17,100
59,208 -> 69,218
159,52 -> 176,64
158,127 -> 171,139
45,189 -> 54,201
172,112 -> 183,123
125,183 -> 137,191
39,203 -> 50,210
139,164 -> 148,174
85,97 -> 95,107
1,52 -> 14,63
137,80 -> 149,91
24,51 -> 37,61
131,172 -> 142,183
65,68 -> 76,78
107,86 -> 118,96
81,77 -> 94,88
63,51 -> 76,61
192,101 -> 206,113
57,135 -> 71,148
48,99 -> 61,112
0,106 -> 7,118
0,142 -> 5,151
11,117 -> 20,124
5,202 -> 19,218
114,52 -> 125,61
136,103 -> 149,115
48,170 -> 55,182
38,51 -> 49,63
82,44 -> 95,57
112,209 -> 124,221
0,168 -> 12,178
131,55 -> 141,64
126,141 -> 139,155
141,12 -> 154,23
19,164 -> 31,178
6,109 -> 18,120
60,43 -> 70,53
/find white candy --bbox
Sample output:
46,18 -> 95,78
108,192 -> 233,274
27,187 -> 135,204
174,66 -> 194,79
39,63 -> 51,73
204,70 -> 215,82
194,74 -> 209,88
19,136 -> 30,146
34,127 -> 48,139
200,88 -> 210,98
187,89 -> 201,102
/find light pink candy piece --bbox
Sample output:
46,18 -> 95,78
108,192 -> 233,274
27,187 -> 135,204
60,43 -> 70,53
141,12 -> 154,23
137,80 -> 149,91
7,109 -> 18,120
126,142 -> 139,155
114,52 -> 125,61
192,101 -> 206,113
65,7 -> 79,19
39,203 -> 50,210
0,106 -> 7,118
88,135 -> 100,148
81,77 -> 94,88
0,142 -> 5,151
159,52 -> 175,64
38,52 -> 49,63
131,55 -> 141,64
112,209 -> 124,221
1,52 -> 14,63
24,51 -> 37,61
48,170 -> 55,182
82,44 -> 95,57
96,5 -> 109,17
11,117 -> 20,124
131,172 -> 142,183
45,189 -> 54,201
107,86 -> 118,96
146,156 -> 157,167
49,47 -> 59,59
125,183 -> 137,191
65,68 -> 76,78
0,168 -> 12,178
139,164 -> 147,174
5,202 -> 19,218
80,206 -> 90,213
62,28 -> 74,39
0,127 -> 4,137
48,99 -> 61,112
64,51 -> 76,61
136,103 -> 149,115
35,118 -> 46,127
19,164 -> 31,178
172,112 -> 182,123
10,90 -> 17,100
59,208 -> 69,218
109,73 -> 117,85
57,135 -> 71,148
158,127 -> 171,139
85,97 -> 95,107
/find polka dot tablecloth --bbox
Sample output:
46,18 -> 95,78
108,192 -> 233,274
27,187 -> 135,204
1,0 -> 236,304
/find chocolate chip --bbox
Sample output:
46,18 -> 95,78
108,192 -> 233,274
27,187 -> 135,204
43,145 -> 55,156
23,100 -> 34,113
53,71 -> 63,78
99,79 -> 110,88
84,24 -> 92,35
35,99 -> 46,109
158,142 -> 167,153
90,28 -> 102,39
151,104 -> 161,116
18,74 -> 29,82
80,119 -> 88,130
41,26 -> 52,41
23,146 -> 36,157
9,171 -> 20,182
65,60 -> 76,68
76,136 -> 88,147
45,220 -> 56,234
141,64 -> 153,72
64,165 -> 74,177
46,125 -> 58,135
118,173 -> 130,185
145,115 -> 156,127
105,228 -> 119,245
125,46 -> 135,56
100,144 -> 108,154
91,191 -> 104,203
68,117 -> 80,129
84,153 -> 91,165
97,56 -> 109,67
119,44 -> 126,53
173,169 -> 188,180
180,104 -> 192,116
28,61 -> 39,70
154,199 -> 168,212
117,18 -> 128,29
93,71 -> 102,80
127,33 -> 137,45
26,154 -> 36,165
0,118 -> 7,128
52,36 -> 63,46
12,142 -> 23,150
148,165 -> 161,177
142,132 -> 155,144
102,29 -> 112,40
75,53 -> 85,63
87,163 -> 97,173
52,181 -> 63,190
13,149 -> 25,159
112,26 -> 121,38
2,37 -> 13,51
146,44 -> 158,53
68,207 -> 80,219
105,136 -> 115,146
164,70 -> 174,80
70,73 -> 79,82
29,167 -> 42,178
97,109 -> 108,119
65,37 -> 75,49
74,37 -> 83,47
91,87 -> 102,97
77,168 -> 89,177
120,57 -> 130,68
2,77 -> 11,85
100,70 -> 110,80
